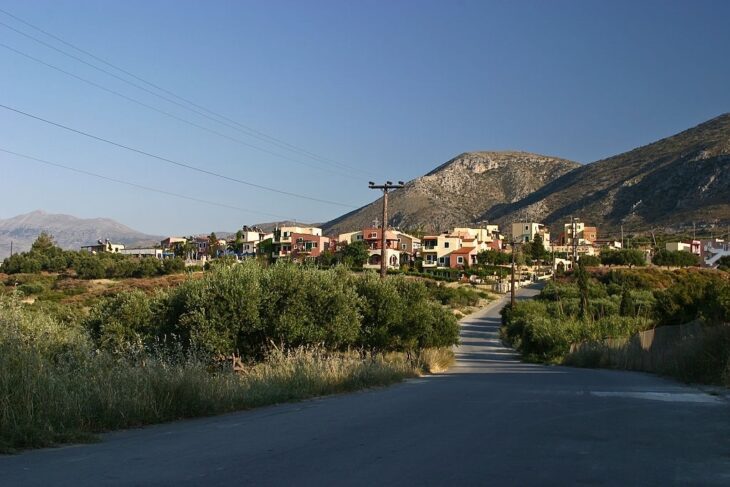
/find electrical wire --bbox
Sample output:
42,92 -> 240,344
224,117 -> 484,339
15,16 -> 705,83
0,147 -> 301,223
0,10 -> 376,178
0,103 -> 358,209
0,41 -> 361,181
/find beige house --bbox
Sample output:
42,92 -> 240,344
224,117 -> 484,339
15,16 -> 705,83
511,222 -> 551,250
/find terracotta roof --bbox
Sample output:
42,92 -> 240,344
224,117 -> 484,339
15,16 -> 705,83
450,247 -> 476,255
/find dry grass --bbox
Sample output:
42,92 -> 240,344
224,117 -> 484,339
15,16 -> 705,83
418,347 -> 456,373
0,347 -> 420,453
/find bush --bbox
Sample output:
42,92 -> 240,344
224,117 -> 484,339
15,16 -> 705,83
653,249 -> 700,267
0,300 -> 417,452
579,255 -> 601,267
601,249 -> 646,267
85,290 -> 156,355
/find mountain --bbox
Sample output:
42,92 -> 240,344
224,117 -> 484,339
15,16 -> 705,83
0,210 -> 160,259
323,152 -> 580,235
484,113 -> 730,232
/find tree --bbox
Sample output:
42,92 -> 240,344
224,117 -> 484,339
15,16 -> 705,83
619,287 -> 635,317
579,255 -> 601,267
30,232 -> 57,254
317,249 -> 337,268
477,249 -> 510,266
531,234 -> 547,263
574,261 -> 590,319
601,249 -> 646,267
340,241 -> 369,269
230,230 -> 244,255
207,232 -> 221,258
653,249 -> 700,268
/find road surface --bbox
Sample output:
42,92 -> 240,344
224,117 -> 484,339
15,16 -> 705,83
2,286 -> 729,486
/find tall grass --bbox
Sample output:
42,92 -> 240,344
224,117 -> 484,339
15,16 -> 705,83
0,343 -> 419,453
0,295 -> 431,453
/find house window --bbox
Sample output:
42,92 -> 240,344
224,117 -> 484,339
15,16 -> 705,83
313,242 -> 318,248
356,235 -> 363,240
369,232 -> 377,238
402,244 -> 406,250
525,225 -> 529,231
444,242 -> 450,249
457,256 -> 464,264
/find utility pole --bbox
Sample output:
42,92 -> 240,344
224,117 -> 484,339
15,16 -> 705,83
9,240 -> 13,257
510,239 -> 517,307
620,225 -> 624,249
572,217 -> 579,268
369,180 -> 405,278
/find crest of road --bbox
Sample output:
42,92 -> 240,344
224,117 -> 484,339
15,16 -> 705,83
2,286 -> 729,485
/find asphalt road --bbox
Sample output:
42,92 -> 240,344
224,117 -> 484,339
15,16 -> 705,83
2,286 -> 729,486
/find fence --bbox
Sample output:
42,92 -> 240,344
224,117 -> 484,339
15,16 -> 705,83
567,322 -> 730,378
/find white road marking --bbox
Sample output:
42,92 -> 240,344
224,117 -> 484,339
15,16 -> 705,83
590,391 -> 724,404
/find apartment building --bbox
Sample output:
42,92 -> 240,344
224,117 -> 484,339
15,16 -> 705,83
511,222 -> 551,250
421,226 -> 501,271
562,221 -> 598,246
272,226 -> 328,260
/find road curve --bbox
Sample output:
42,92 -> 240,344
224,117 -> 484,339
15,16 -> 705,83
2,286 -> 729,486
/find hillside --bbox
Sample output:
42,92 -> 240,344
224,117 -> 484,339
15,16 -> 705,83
323,151 -> 580,235
0,210 -> 160,259
485,113 -> 730,232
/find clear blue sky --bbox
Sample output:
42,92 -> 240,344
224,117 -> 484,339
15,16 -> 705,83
1,0 -> 729,235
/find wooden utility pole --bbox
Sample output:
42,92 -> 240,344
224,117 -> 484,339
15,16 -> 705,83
571,217 -> 579,268
510,239 -> 517,307
369,181 -> 405,278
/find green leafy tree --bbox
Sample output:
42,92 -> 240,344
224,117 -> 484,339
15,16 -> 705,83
207,232 -> 221,258
619,287 -> 635,317
85,290 -> 154,355
317,249 -> 337,268
579,255 -> 601,267
531,234 -> 547,263
477,249 -> 510,266
230,230 -> 244,254
340,240 -> 370,269
30,232 -> 57,254
653,249 -> 700,268
574,261 -> 590,319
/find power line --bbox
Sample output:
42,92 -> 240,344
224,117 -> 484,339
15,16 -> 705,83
0,147 -> 298,222
0,103 -> 357,209
0,10 -> 375,178
0,41 -> 360,181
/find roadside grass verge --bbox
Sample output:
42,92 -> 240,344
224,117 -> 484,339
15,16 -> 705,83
0,346 -> 421,453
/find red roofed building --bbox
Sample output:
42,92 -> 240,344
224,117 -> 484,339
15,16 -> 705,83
446,246 -> 478,268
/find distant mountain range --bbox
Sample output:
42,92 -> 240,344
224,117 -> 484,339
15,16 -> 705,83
0,211 -> 160,259
325,113 -> 730,236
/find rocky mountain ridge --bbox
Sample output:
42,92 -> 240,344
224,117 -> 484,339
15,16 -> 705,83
323,151 -> 580,235
484,113 -> 730,232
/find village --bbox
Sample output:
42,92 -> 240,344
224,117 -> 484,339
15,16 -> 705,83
81,218 -> 730,284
